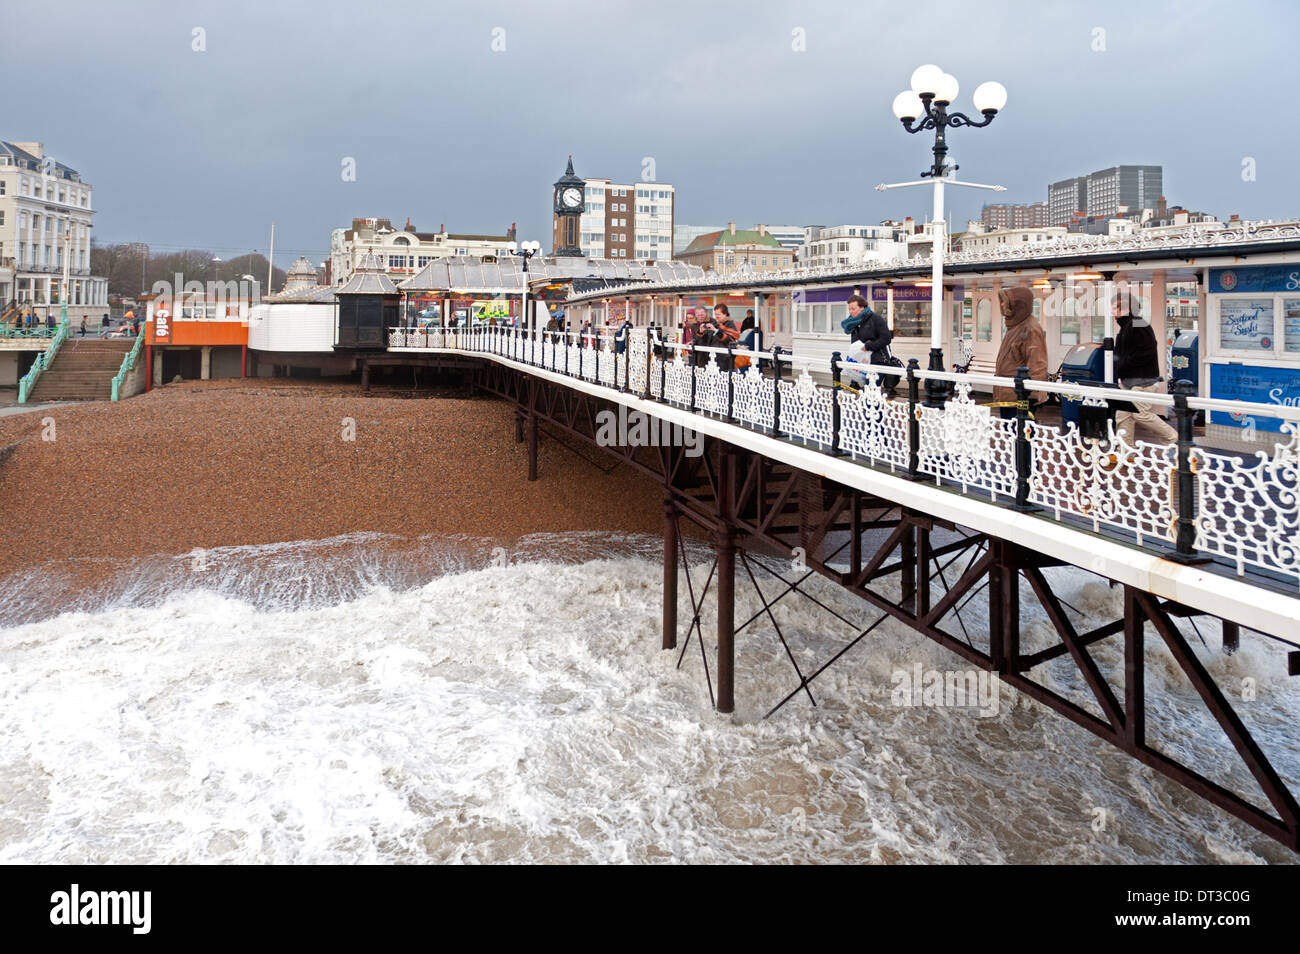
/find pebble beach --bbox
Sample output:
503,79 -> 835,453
0,380 -> 664,584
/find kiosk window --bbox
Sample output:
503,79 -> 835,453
812,304 -> 828,334
893,302 -> 927,336
976,299 -> 992,342
1219,298 -> 1274,352
1285,299 -> 1300,354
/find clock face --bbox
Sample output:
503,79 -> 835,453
562,187 -> 583,209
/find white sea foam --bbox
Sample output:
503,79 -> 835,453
0,533 -> 1296,864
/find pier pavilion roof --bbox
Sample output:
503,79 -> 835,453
399,256 -> 703,295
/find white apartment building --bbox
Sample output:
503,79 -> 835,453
958,222 -> 1070,252
579,177 -> 674,260
0,141 -> 108,319
330,217 -> 518,286
801,224 -> 909,268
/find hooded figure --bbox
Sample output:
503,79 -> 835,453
993,286 -> 1047,405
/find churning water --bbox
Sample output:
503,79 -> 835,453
0,532 -> 1296,863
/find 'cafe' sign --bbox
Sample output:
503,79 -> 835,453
154,302 -> 170,339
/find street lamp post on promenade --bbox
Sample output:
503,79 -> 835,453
507,239 -> 542,336
884,65 -> 1008,407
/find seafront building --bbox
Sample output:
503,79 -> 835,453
569,166 -> 675,261
675,224 -> 794,276
799,224 -> 909,268
980,202 -> 1049,229
1048,164 -> 1164,226
329,217 -> 519,286
0,140 -> 109,322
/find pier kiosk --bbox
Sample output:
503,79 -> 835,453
335,253 -> 399,352
1204,264 -> 1300,447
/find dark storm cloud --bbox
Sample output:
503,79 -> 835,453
4,0 -> 1296,260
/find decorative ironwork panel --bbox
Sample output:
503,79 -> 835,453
916,384 -> 1016,498
1193,426 -> 1300,585
777,370 -> 833,447
1031,422 -> 1175,546
839,374 -> 910,470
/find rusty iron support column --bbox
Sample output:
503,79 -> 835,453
1124,585 -> 1146,747
916,524 -> 932,619
526,379 -> 539,481
360,361 -> 370,392
663,492 -> 679,650
900,521 -> 916,614
989,540 -> 1020,673
1222,620 -> 1240,655
717,442 -> 738,713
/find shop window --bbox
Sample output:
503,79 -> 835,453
795,305 -> 809,333
976,299 -> 992,342
812,303 -> 828,334
1285,299 -> 1300,354
1219,298 -> 1274,352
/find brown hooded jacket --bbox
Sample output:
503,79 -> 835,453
992,286 -> 1048,404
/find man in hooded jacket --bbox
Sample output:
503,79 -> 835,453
992,285 -> 1048,411
1113,297 -> 1177,443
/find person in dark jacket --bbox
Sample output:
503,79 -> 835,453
1113,296 -> 1176,443
841,294 -> 898,391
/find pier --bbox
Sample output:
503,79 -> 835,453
381,322 -> 1300,851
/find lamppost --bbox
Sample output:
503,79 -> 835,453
887,65 -> 1007,406
507,239 -> 542,332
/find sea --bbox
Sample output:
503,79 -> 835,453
0,531 -> 1296,864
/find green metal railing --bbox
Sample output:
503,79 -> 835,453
111,324 -> 146,401
1,324 -> 61,339
16,320 -> 70,403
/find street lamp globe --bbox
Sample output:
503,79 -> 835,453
910,63 -> 944,97
506,241 -> 518,254
972,81 -> 1008,114
893,90 -> 923,121
934,73 -> 959,105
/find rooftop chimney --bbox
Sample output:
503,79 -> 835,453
728,222 -> 736,236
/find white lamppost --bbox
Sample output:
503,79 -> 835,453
507,239 -> 542,331
882,65 -> 1007,406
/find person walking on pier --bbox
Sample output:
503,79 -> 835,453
841,294 -> 899,393
1113,296 -> 1177,444
992,285 -> 1048,416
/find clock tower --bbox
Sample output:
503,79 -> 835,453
552,155 -> 585,257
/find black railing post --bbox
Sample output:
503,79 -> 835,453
689,342 -> 698,412
658,331 -> 668,403
771,345 -> 784,436
643,326 -> 653,400
1172,378 -> 1200,560
830,351 -> 845,456
907,358 -> 921,479
613,336 -> 620,391
623,329 -> 631,393
725,342 -> 735,422
563,323 -> 570,377
1012,366 -> 1038,511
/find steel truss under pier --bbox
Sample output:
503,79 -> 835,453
468,359 -> 1300,852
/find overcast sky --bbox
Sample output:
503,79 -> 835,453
4,0 -> 1296,264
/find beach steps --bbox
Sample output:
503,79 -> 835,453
27,338 -> 134,402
